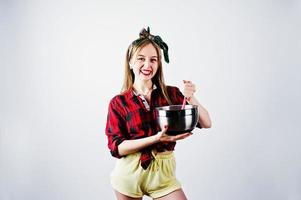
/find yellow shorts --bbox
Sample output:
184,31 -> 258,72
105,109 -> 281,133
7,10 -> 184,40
110,151 -> 181,198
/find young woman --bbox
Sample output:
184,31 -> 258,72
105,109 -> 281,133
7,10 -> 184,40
105,27 -> 211,200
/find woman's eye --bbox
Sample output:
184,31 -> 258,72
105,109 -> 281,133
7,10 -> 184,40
137,57 -> 145,61
151,59 -> 157,62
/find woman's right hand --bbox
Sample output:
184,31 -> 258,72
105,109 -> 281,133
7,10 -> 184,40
156,125 -> 192,142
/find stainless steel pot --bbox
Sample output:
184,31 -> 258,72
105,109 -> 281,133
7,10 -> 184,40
155,105 -> 199,135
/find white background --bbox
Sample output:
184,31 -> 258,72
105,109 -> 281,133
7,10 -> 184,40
1,0 -> 301,199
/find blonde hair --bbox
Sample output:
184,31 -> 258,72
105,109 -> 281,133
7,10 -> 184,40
121,39 -> 172,105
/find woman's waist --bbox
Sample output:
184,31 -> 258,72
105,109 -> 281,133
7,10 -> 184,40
152,148 -> 173,156
154,142 -> 176,152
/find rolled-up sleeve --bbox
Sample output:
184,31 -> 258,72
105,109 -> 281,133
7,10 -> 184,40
105,98 -> 127,158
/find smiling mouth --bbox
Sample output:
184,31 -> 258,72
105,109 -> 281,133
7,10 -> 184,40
140,70 -> 152,76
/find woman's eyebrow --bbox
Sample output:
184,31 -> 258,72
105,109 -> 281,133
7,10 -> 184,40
137,54 -> 158,58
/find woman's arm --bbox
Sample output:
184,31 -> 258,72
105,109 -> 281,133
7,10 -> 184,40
118,126 -> 192,156
188,96 -> 212,128
183,80 -> 212,128
118,134 -> 159,156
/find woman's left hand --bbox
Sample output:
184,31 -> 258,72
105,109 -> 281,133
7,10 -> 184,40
183,80 -> 196,100
156,125 -> 192,142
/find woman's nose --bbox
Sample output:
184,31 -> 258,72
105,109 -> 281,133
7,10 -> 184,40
144,60 -> 151,68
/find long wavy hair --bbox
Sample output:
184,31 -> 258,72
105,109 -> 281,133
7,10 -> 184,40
121,39 -> 172,105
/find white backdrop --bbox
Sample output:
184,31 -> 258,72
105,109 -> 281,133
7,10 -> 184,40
1,0 -> 301,199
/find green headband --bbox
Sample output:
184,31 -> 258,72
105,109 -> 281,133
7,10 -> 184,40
130,27 -> 169,63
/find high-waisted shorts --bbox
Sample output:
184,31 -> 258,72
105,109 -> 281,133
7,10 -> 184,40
110,151 -> 181,198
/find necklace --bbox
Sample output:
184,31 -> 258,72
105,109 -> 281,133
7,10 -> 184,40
142,89 -> 152,97
139,89 -> 152,97
133,87 -> 152,97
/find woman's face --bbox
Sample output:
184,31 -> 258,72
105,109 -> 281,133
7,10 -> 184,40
130,43 -> 159,82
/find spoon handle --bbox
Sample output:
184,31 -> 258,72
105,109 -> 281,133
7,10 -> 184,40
181,97 -> 187,109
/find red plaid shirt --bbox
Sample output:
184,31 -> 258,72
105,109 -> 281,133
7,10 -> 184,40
105,86 -> 201,169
